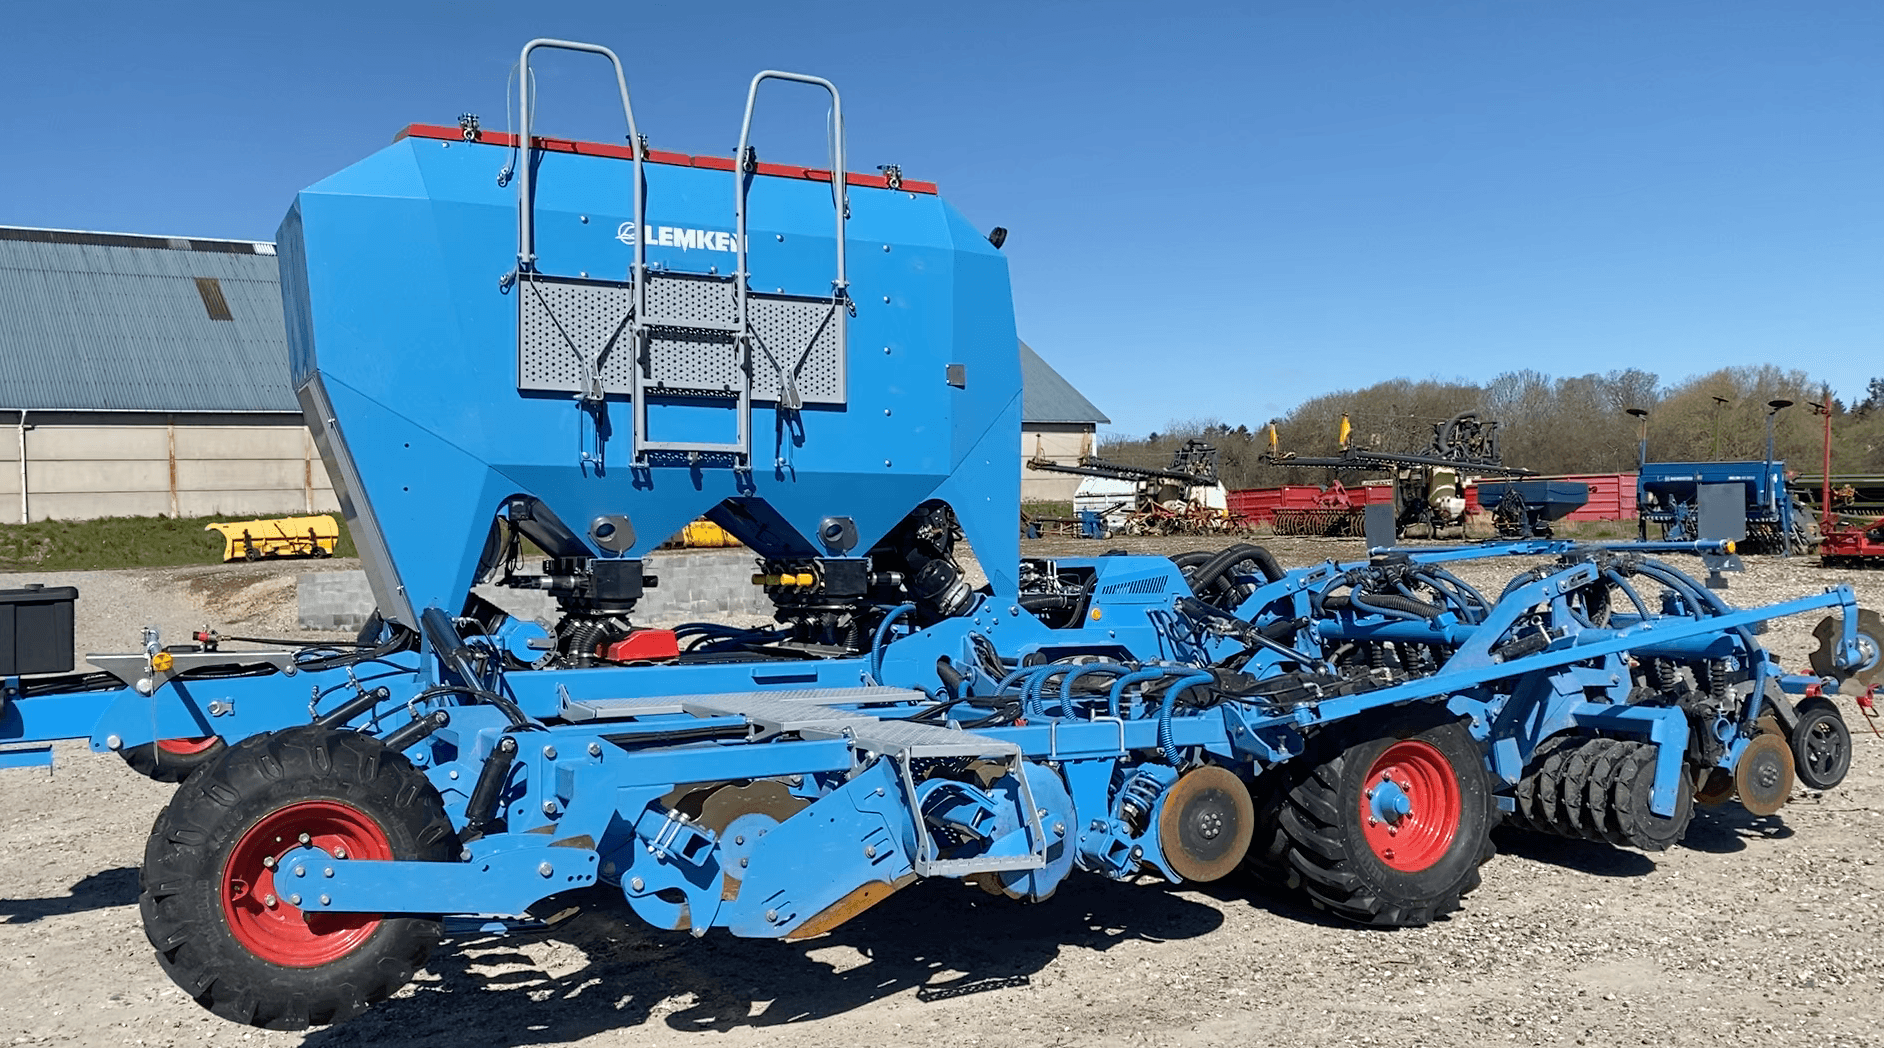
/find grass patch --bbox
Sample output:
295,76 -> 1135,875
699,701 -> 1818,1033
1022,501 -> 1076,520
1550,519 -> 1640,541
0,515 -> 358,572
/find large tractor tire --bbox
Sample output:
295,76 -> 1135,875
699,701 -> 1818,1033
139,725 -> 457,1029
120,736 -> 226,783
1278,710 -> 1496,927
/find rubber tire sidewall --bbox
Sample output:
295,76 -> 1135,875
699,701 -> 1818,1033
139,726 -> 456,1030
1288,712 -> 1494,925
1790,699 -> 1853,791
121,737 -> 227,783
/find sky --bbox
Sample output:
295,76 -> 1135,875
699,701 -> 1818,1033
8,1 -> 1880,437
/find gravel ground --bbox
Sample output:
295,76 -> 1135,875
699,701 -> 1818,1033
2,543 -> 1882,1048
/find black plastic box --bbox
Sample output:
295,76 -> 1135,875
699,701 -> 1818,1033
0,585 -> 77,676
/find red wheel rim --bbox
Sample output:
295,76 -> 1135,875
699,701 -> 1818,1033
155,736 -> 220,756
1358,740 -> 1461,872
221,801 -> 391,967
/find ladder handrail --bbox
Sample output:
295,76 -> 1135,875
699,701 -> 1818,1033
733,71 -> 848,385
513,38 -> 646,326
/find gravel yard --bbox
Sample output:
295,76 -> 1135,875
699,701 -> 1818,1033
1,540 -> 1880,1047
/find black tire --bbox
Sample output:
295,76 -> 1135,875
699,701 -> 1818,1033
1278,711 -> 1495,927
139,725 -> 457,1029
120,736 -> 228,783
1790,698 -> 1853,791
1240,770 -> 1292,886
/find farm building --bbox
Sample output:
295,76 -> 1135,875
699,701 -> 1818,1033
0,226 -> 335,523
1020,340 -> 1111,503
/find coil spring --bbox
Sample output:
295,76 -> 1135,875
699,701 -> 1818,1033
1116,768 -> 1167,834
1647,658 -> 1680,694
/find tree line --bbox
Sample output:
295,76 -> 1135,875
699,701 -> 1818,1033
1099,365 -> 1883,492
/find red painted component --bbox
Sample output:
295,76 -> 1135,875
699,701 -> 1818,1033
601,629 -> 680,663
221,801 -> 392,967
396,124 -> 938,193
1226,483 -> 1391,524
1358,740 -> 1462,873
753,161 -> 809,179
1821,519 -> 1884,562
155,736 -> 220,756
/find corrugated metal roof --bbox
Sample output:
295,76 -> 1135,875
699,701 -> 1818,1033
0,227 -> 295,412
1020,339 -> 1109,425
0,226 -> 1110,424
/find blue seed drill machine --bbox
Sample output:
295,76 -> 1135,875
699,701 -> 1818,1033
0,41 -> 1876,1031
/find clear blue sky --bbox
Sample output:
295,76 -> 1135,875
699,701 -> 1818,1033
10,2 -> 1879,436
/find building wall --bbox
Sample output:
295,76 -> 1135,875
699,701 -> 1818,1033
1021,423 -> 1096,504
0,412 -> 337,523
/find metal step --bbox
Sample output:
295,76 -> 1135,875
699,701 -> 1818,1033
842,718 -> 1019,759
562,685 -> 925,723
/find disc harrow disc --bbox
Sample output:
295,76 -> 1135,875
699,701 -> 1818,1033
1733,733 -> 1796,816
1158,765 -> 1256,882
1810,609 -> 1884,689
1693,768 -> 1735,807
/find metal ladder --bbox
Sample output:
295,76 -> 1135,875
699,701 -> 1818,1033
507,44 -> 852,469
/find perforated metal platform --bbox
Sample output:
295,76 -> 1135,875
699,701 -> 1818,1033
561,686 -> 1013,758
517,272 -> 845,403
563,686 -> 925,722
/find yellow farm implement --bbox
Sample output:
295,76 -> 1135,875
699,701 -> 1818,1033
205,514 -> 339,562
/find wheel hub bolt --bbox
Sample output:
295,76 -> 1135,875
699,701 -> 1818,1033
288,893 -> 302,906
292,865 -> 305,878
298,833 -> 311,845
263,894 -> 278,908
323,868 -> 334,878
262,856 -> 276,869
334,848 -> 347,859
318,894 -> 330,906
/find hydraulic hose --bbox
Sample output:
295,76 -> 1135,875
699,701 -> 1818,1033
868,603 -> 917,684
1601,568 -> 1652,620
1106,668 -> 1172,719
1156,671 -> 1216,767
1059,662 -> 1134,713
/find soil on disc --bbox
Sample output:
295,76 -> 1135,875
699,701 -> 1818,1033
2,544 -> 1882,1048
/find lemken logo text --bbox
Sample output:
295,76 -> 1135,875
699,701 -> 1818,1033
616,221 -> 740,253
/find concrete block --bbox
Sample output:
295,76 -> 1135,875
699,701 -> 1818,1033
298,571 -> 375,631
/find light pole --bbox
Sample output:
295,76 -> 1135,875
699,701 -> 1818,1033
1765,399 -> 1793,468
1766,399 -> 1794,553
1627,408 -> 1649,540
